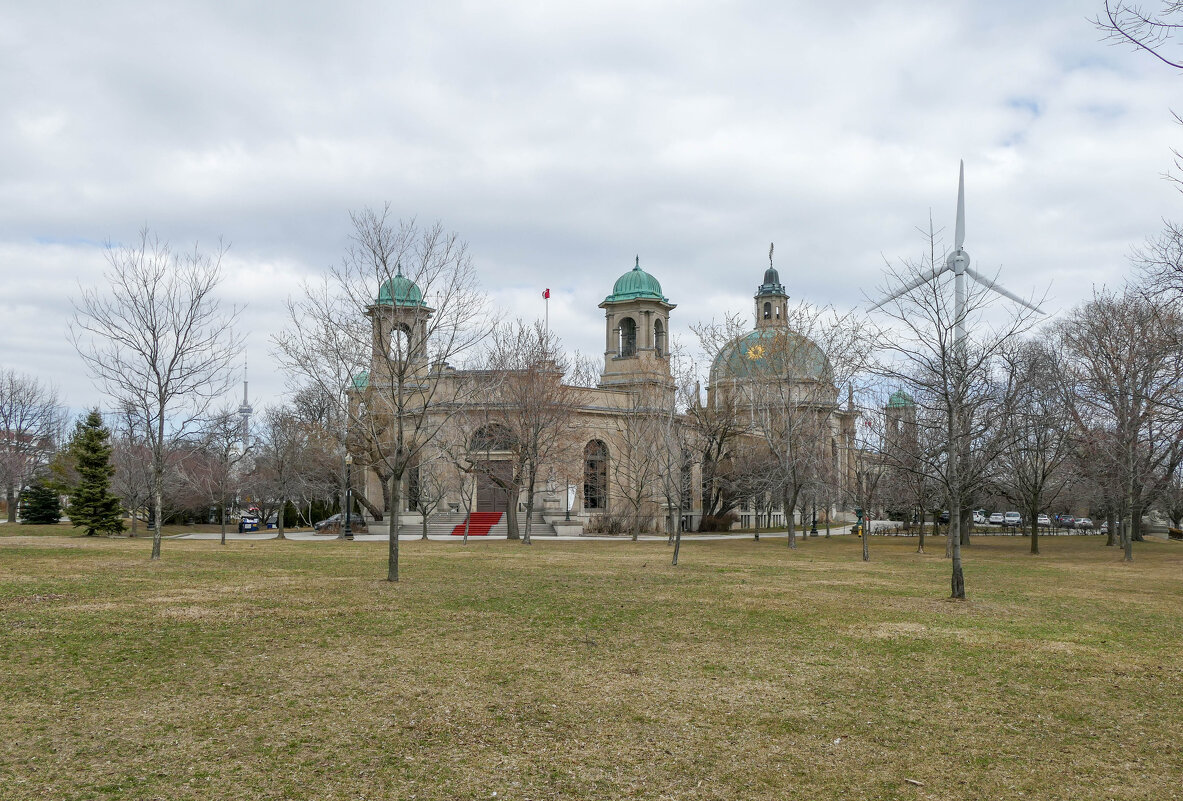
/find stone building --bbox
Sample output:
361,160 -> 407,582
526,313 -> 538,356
346,258 -> 856,535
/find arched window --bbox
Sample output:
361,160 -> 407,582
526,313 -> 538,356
763,302 -> 771,320
583,440 -> 608,509
390,323 -> 412,359
471,423 -> 516,452
619,317 -> 637,357
654,318 -> 666,357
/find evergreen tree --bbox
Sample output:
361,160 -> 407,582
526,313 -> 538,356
68,409 -> 125,536
20,478 -> 61,524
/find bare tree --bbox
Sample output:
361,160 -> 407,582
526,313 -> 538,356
1052,287 -> 1183,561
0,369 -> 63,522
1094,1 -> 1183,69
275,209 -> 491,581
412,457 -> 450,540
872,223 -> 1041,597
71,230 -> 242,559
185,407 -> 252,545
730,305 -> 869,550
993,342 -> 1078,555
612,394 -> 666,541
482,320 -> 581,545
109,402 -> 153,536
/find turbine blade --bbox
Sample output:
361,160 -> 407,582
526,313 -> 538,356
955,160 -> 965,252
964,266 -> 1044,313
868,265 -> 949,311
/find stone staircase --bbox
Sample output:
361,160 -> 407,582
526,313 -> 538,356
374,508 -> 552,537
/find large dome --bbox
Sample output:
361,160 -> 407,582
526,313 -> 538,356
376,271 -> 427,307
603,257 -> 669,303
709,328 -> 832,385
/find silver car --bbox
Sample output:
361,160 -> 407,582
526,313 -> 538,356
1003,511 -> 1022,527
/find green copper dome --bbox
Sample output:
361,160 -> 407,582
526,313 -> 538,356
351,371 -> 370,391
376,267 -> 427,307
603,257 -> 669,303
709,328 -> 832,384
886,389 -> 915,409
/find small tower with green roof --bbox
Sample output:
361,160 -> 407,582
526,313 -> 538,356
598,256 -> 676,398
884,389 -> 917,454
366,264 -> 433,383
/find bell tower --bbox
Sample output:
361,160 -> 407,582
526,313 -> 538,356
366,264 -> 433,384
598,256 -> 676,402
755,242 -> 788,329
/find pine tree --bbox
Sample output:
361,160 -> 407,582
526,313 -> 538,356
20,478 -> 61,524
68,409 -> 125,536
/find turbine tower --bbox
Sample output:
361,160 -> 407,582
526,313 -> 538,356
870,160 -> 1043,335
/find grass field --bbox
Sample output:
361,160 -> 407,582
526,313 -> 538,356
1,532 -> 1180,800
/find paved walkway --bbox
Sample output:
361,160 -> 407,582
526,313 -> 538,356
173,529 -> 852,542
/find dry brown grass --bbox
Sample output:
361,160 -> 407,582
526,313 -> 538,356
0,533 -> 1180,800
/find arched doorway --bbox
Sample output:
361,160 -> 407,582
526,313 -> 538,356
471,424 -> 516,513
583,440 -> 608,510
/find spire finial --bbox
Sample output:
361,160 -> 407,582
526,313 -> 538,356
634,255 -> 640,271
769,242 -> 774,269
396,261 -> 403,277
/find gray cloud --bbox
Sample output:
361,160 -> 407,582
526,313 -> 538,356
1,0 -> 1178,411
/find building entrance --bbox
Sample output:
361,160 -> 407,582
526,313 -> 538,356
476,461 -> 512,513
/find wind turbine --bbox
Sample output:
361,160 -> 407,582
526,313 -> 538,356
870,161 -> 1043,346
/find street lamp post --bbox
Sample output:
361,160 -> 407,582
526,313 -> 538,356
343,454 -> 354,541
810,500 -> 818,536
564,475 -> 571,521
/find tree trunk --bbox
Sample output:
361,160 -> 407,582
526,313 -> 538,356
504,469 -> 521,540
276,494 -> 286,540
862,508 -> 870,562
672,494 -> 683,566
917,509 -> 926,553
220,487 -> 227,546
421,509 -> 429,540
1029,505 -> 1039,555
949,500 -> 965,598
357,489 -> 384,522
152,484 -> 163,561
462,473 -> 473,545
753,503 -> 760,541
6,484 -> 15,523
1131,507 -> 1145,542
523,463 -> 536,545
960,506 -> 972,547
1106,512 -> 1117,546
388,474 -> 401,582
785,488 -> 800,549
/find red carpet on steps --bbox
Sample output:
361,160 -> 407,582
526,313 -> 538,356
450,512 -> 503,536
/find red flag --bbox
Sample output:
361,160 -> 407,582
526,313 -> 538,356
542,288 -> 550,299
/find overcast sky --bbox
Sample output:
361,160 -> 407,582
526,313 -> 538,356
2,0 -> 1179,415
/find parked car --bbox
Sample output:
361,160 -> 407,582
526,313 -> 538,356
1099,521 -> 1109,535
1003,511 -> 1022,527
238,516 -> 259,533
314,513 -> 369,535
1076,517 -> 1094,530
973,511 -> 987,525
989,512 -> 1005,525
1036,513 -> 1051,527
1061,516 -> 1077,529
939,510 -> 950,524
